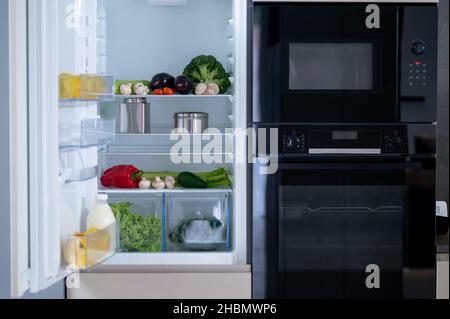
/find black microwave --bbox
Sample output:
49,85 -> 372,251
252,3 -> 438,124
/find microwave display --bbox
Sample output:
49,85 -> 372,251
289,43 -> 373,90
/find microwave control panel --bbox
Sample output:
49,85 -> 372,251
281,126 -> 409,155
400,6 -> 437,123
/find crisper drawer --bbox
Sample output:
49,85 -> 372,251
166,192 -> 232,252
107,194 -> 164,253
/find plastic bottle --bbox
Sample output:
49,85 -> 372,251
87,194 -> 116,230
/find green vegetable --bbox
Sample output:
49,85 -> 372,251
178,172 -> 208,189
183,55 -> 231,94
142,168 -> 232,189
115,80 -> 151,95
110,202 -> 162,252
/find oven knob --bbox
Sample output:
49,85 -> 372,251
412,40 -> 426,55
287,136 -> 302,151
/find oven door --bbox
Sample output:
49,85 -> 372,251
253,4 -> 398,123
252,159 -> 436,299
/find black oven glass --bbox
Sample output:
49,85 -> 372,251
279,185 -> 406,298
289,43 -> 373,90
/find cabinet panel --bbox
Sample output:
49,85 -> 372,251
68,271 -> 251,299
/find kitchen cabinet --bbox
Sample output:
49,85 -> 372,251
9,0 -> 249,298
67,265 -> 251,299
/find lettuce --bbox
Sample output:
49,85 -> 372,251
110,202 -> 162,252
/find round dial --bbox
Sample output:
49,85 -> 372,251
412,40 -> 426,55
287,136 -> 302,151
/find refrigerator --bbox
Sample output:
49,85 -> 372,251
9,0 -> 249,298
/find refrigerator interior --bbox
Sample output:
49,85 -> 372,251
48,0 -> 247,291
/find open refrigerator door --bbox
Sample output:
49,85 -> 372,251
11,0 -> 247,297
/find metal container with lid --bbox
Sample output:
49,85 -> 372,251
174,112 -> 209,134
119,97 -> 150,134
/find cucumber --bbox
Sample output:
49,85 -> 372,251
177,172 -> 207,189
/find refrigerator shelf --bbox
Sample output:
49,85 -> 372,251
101,252 -> 235,266
59,118 -> 116,150
100,188 -> 232,195
115,94 -> 234,101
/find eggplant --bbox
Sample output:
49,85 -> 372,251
150,73 -> 175,91
174,75 -> 194,95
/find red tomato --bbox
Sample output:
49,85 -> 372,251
153,89 -> 163,95
163,87 -> 175,95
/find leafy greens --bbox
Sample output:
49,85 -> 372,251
110,202 -> 162,252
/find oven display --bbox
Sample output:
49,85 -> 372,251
332,131 -> 358,140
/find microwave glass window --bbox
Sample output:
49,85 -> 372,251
289,43 -> 374,90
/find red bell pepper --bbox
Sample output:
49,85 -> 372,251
100,165 -> 143,189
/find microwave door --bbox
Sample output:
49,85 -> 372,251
253,4 -> 398,124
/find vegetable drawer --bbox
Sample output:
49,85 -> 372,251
166,192 -> 231,252
108,194 -> 164,253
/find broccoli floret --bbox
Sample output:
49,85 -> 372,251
183,55 -> 231,94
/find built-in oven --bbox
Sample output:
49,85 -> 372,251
252,3 -> 438,123
252,124 -> 436,299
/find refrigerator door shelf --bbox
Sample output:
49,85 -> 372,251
59,73 -> 115,103
63,222 -> 118,272
59,118 -> 116,150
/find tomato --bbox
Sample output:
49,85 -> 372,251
163,87 -> 176,95
153,89 -> 163,95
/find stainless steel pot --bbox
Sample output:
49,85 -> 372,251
174,112 -> 209,134
119,98 -> 150,134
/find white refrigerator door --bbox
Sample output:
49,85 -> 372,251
11,0 -> 103,297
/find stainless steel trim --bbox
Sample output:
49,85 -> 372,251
309,148 -> 382,154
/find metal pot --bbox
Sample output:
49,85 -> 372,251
174,112 -> 209,134
119,98 -> 150,134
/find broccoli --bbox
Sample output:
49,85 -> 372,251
183,55 -> 231,94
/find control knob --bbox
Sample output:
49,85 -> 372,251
412,40 -> 426,55
286,136 -> 303,151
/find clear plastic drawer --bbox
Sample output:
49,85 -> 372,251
166,192 -> 231,252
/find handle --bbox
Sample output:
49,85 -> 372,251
309,148 -> 381,155
277,161 -> 422,171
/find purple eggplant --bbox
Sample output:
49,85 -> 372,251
150,73 -> 175,91
174,75 -> 194,95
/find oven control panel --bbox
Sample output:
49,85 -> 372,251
281,126 -> 409,155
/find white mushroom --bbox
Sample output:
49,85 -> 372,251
139,177 -> 151,189
165,176 -> 176,189
195,83 -> 208,95
133,83 -> 150,96
120,83 -> 133,95
152,177 -> 166,190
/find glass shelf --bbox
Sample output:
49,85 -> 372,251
100,188 -> 232,195
114,94 -> 234,103
59,118 -> 116,150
